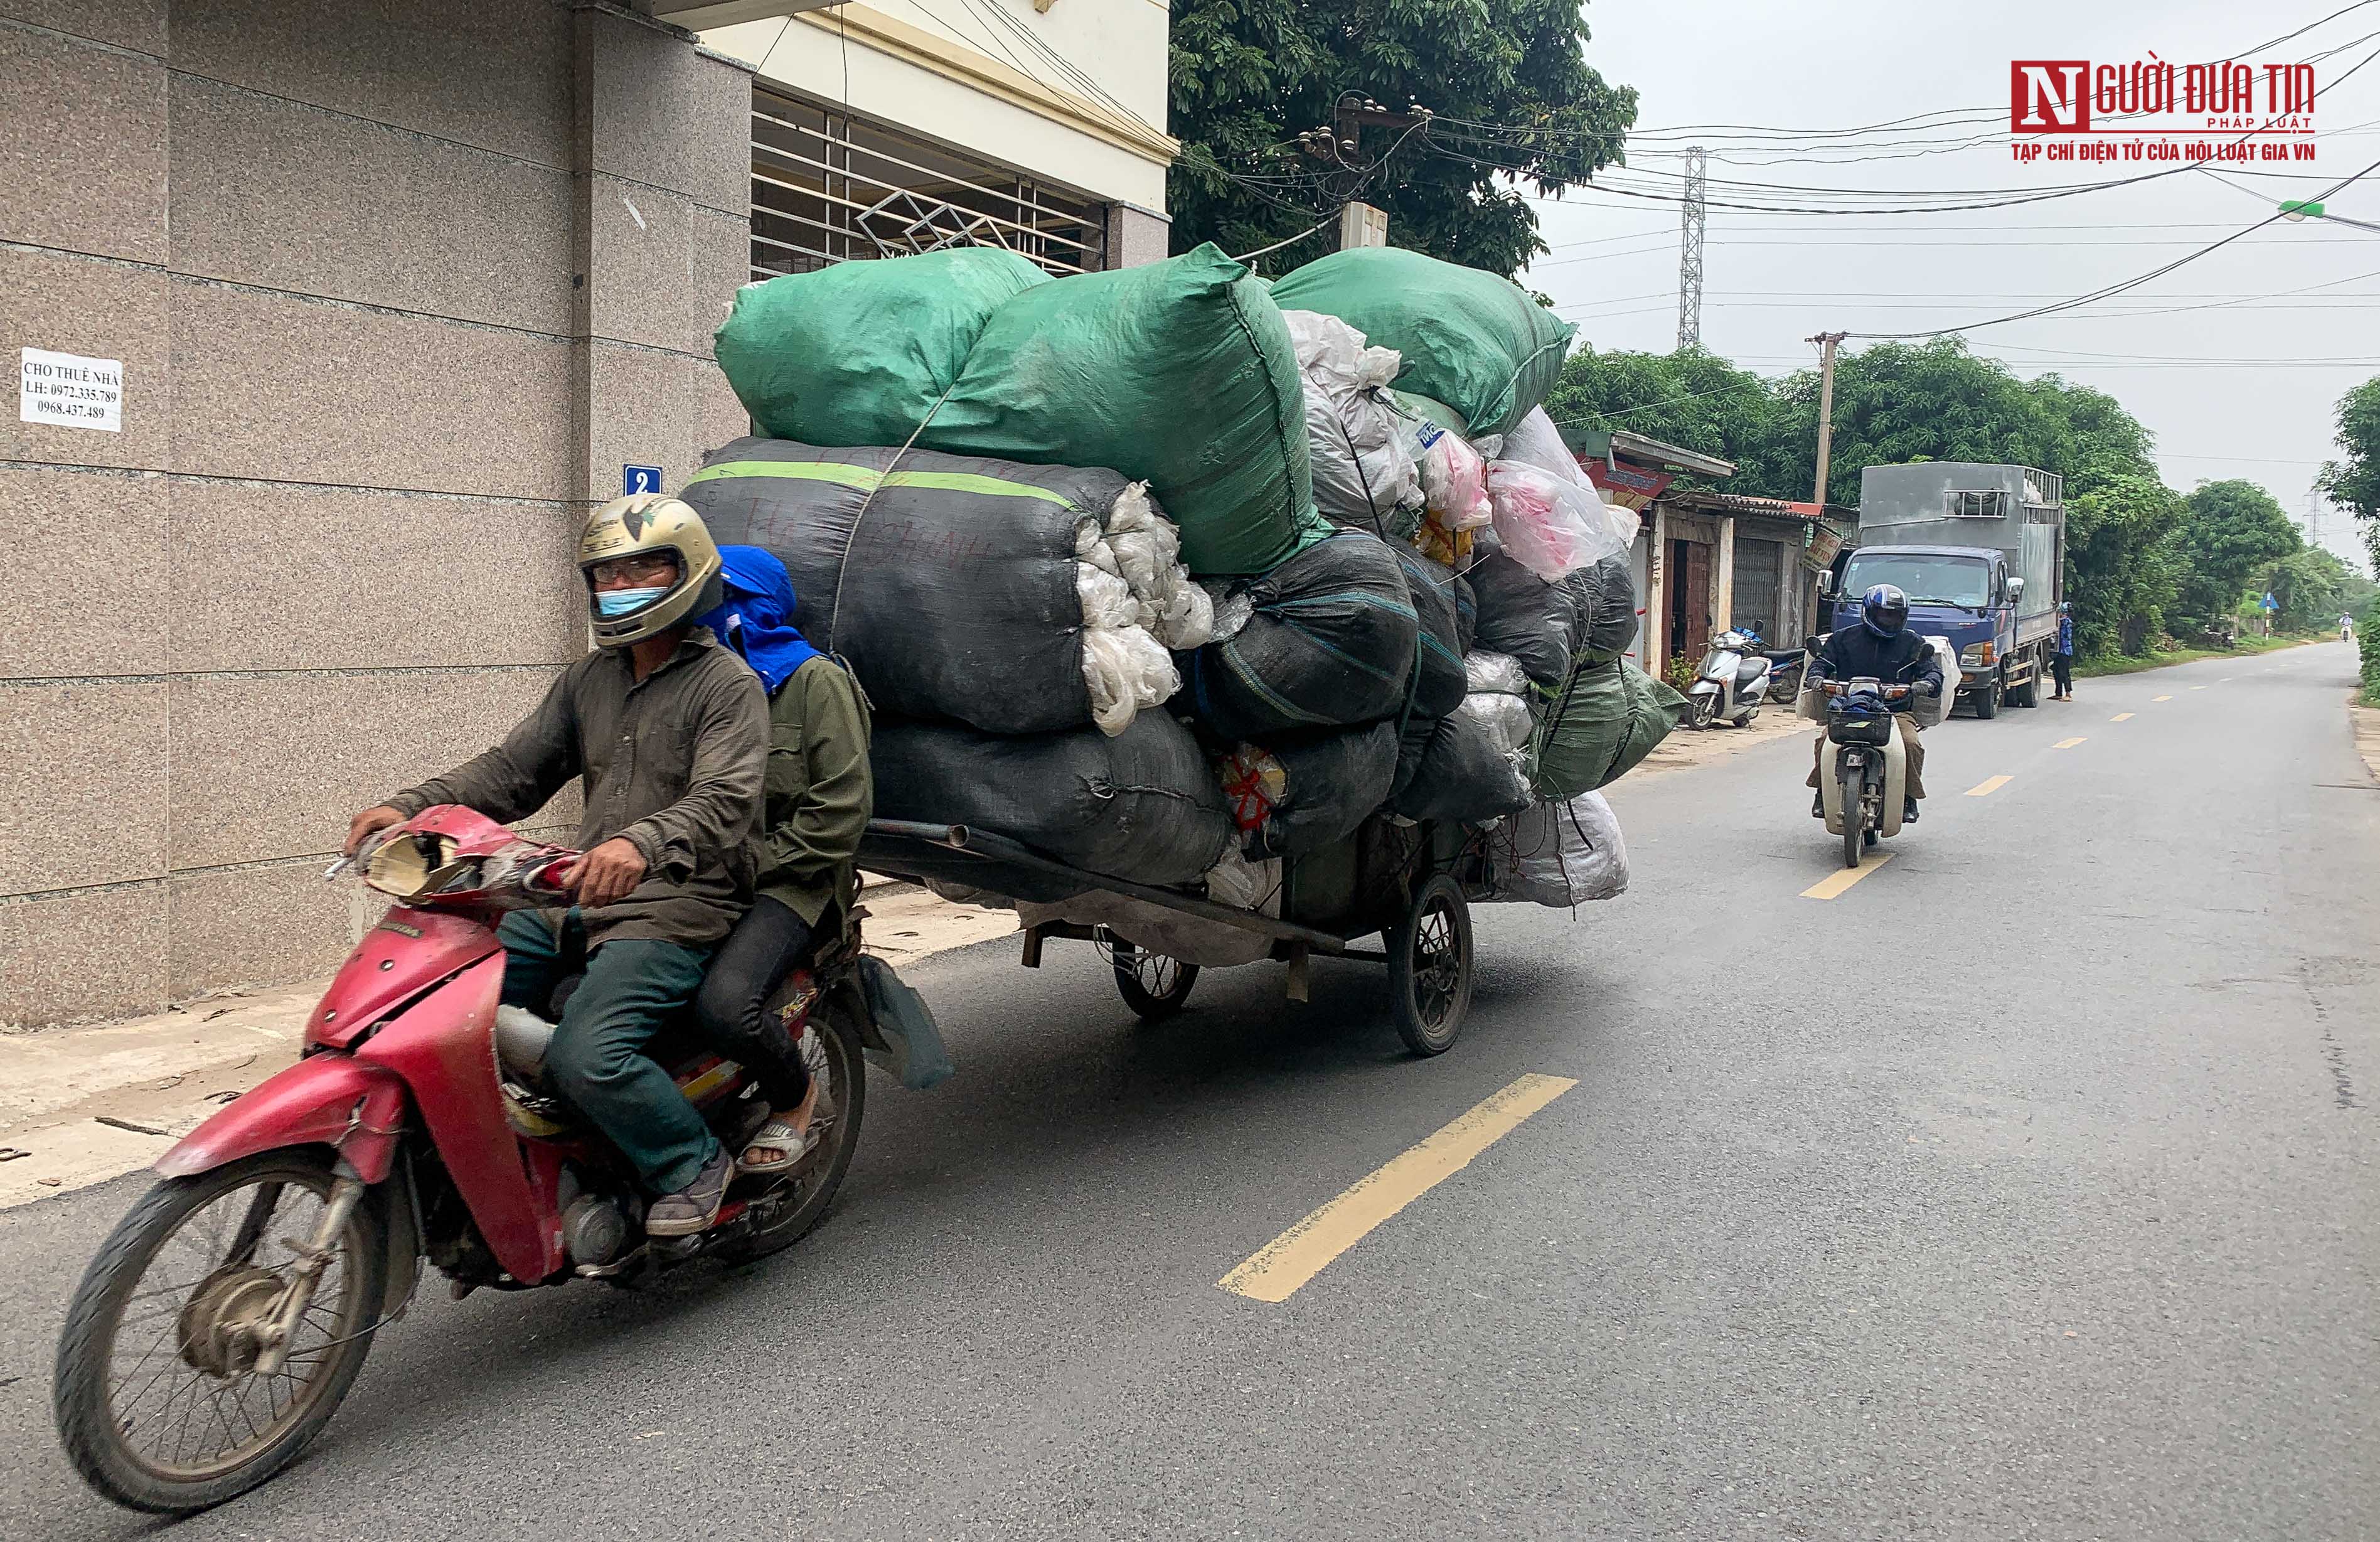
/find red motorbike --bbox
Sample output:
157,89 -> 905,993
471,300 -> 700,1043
52,806 -> 870,1513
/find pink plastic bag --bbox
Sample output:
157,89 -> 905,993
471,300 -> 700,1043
1486,461 -> 1626,580
1417,427 -> 1492,532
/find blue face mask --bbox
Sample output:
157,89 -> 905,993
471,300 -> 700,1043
595,585 -> 668,618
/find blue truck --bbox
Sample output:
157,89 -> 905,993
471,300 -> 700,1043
1823,463 -> 2066,719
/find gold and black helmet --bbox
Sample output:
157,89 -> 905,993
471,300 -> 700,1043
577,493 -> 724,648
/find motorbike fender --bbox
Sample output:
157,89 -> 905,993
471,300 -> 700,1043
355,952 -> 564,1285
156,1054 -> 407,1182
1880,728 -> 1908,837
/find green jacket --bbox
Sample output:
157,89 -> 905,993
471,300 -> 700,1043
756,656 -> 873,926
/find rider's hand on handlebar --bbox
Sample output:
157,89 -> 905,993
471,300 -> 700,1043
344,805 -> 406,857
567,837 -> 648,909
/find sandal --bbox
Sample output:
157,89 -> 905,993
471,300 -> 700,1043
739,1084 -> 820,1174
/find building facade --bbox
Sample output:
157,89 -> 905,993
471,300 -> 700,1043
1,0 -> 1170,1030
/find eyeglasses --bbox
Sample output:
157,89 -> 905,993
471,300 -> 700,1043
590,554 -> 678,586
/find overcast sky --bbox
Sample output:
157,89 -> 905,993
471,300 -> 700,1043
1520,0 -> 2377,570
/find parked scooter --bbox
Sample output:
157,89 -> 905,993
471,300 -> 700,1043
1685,626 -> 1776,728
1814,675 -> 1914,869
53,806 -> 872,1514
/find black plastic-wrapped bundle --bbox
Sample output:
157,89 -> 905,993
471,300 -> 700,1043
1468,549 -> 1577,687
1567,550 -> 1640,668
1390,545 -> 1475,722
1388,711 -> 1534,825
1241,722 -> 1399,859
686,437 -> 1123,735
871,712 -> 1233,888
1180,528 -> 1420,741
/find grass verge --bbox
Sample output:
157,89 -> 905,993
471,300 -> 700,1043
2075,634 -> 2319,679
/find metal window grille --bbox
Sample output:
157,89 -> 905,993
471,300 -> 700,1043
750,87 -> 1108,280
1946,489 -> 2009,519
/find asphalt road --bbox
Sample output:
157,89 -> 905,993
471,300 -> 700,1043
3,642 -> 2372,1541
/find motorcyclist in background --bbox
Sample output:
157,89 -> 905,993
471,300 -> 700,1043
1805,583 -> 1945,825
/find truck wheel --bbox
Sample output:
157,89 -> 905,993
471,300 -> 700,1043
1975,679 -> 2000,719
2010,653 -> 2041,709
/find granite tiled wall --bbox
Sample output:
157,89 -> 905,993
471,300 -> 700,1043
0,0 -> 753,1027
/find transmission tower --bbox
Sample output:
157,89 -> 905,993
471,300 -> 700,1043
1677,145 -> 1707,350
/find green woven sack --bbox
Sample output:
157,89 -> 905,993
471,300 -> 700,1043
713,248 -> 1050,446
1529,658 -> 1684,797
924,244 -> 1330,576
1273,247 -> 1576,437
1601,663 -> 1687,788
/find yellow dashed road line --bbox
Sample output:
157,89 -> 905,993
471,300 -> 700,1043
1966,775 -> 2013,797
2152,694 -> 2174,702
1801,854 -> 1894,899
2111,712 -> 2134,722
2054,737 -> 2086,749
1219,1074 -> 1579,1304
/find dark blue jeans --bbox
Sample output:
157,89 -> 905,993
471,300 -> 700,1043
498,909 -> 720,1194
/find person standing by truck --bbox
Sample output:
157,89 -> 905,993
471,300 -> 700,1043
2052,602 -> 2076,700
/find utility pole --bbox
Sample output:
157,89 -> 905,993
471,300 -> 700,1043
1677,146 -> 1707,349
1808,331 -> 1847,506
1299,94 -> 1432,250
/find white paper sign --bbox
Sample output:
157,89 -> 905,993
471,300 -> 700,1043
20,348 -> 123,432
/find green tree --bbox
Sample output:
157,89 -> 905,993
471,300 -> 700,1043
1168,1 -> 1636,277
2315,376 -> 2380,572
2259,546 -> 2359,632
1542,347 -> 1786,488
2174,479 -> 2302,632
2065,474 -> 2182,656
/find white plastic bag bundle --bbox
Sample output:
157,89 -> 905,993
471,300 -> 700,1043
1455,690 -> 1536,756
1463,649 -> 1532,697
1498,407 -> 1586,487
1491,791 -> 1630,908
1911,635 -> 1961,729
1065,491 -> 1211,735
1103,485 -> 1215,649
1284,310 -> 1421,528
1486,461 -> 1627,581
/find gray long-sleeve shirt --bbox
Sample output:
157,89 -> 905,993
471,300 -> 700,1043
388,629 -> 769,950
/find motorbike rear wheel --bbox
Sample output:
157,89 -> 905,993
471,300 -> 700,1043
718,1003 -> 867,1265
55,1150 -> 387,1514
1840,768 -> 1864,869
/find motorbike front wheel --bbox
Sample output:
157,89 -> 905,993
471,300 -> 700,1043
1688,692 -> 1719,729
1840,768 -> 1865,869
55,1150 -> 387,1514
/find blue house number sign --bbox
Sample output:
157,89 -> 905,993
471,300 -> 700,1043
624,464 -> 663,495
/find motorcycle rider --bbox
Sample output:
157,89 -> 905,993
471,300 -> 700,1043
343,495 -> 769,1238
1805,583 -> 1944,824
688,546 -> 873,1175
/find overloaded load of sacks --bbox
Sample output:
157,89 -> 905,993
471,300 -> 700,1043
692,242 -> 1682,937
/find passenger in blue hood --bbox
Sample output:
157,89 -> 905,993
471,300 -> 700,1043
691,547 -> 873,1173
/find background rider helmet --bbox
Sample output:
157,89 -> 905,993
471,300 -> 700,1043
1860,583 -> 1910,640
579,493 -> 725,647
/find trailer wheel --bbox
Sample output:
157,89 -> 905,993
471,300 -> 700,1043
1108,936 -> 1197,1021
1389,874 -> 1473,1057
